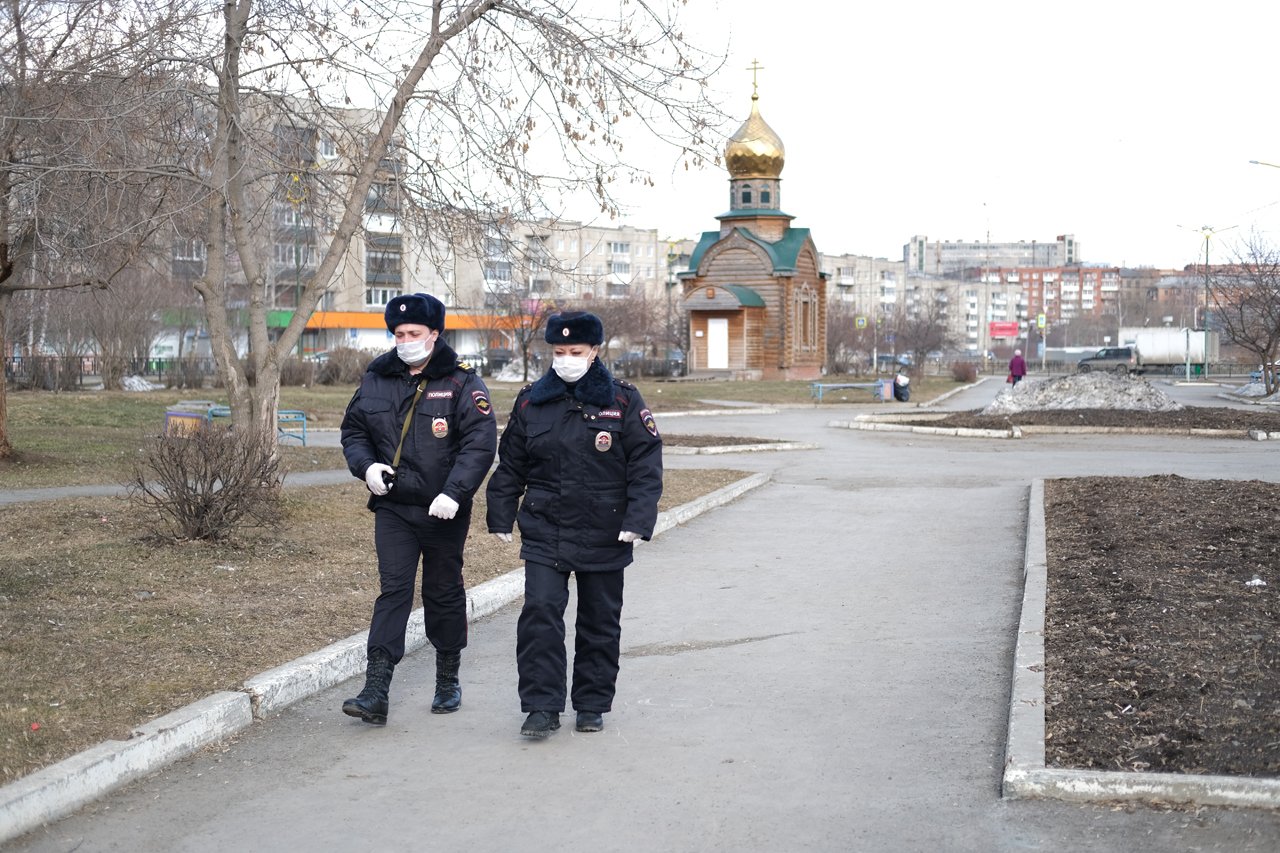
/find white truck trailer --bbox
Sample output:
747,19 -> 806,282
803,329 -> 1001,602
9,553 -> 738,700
1119,326 -> 1220,372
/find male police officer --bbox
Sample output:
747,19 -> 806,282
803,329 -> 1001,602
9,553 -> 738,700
486,311 -> 663,737
340,293 -> 497,725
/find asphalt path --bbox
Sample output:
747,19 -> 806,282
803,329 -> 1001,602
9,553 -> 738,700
7,377 -> 1280,851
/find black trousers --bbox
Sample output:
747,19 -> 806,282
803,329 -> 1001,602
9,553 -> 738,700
517,561 -> 625,714
367,501 -> 470,664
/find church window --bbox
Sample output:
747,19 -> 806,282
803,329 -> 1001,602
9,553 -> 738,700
741,187 -> 752,204
761,187 -> 771,204
795,284 -> 818,352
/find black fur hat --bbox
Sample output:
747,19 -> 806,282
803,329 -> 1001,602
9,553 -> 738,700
385,293 -> 445,331
544,311 -> 604,346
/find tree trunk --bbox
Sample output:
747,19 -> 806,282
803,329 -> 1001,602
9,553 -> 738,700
0,290 -> 11,458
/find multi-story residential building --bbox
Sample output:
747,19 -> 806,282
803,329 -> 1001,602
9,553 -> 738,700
904,234 -> 1078,277
820,251 -> 902,319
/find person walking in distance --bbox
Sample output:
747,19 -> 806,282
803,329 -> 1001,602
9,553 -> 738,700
1009,348 -> 1028,387
486,311 -> 663,738
340,293 -> 497,725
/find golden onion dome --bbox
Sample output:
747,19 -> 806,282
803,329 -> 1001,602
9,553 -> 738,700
724,95 -> 785,179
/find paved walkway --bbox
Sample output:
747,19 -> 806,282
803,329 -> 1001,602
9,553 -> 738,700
6,378 -> 1280,851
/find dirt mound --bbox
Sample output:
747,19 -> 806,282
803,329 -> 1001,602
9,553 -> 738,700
982,373 -> 1183,416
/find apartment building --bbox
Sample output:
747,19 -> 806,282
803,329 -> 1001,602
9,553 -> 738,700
904,234 -> 1078,276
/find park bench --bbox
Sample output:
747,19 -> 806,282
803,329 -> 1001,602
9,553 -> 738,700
205,405 -> 309,446
810,381 -> 893,403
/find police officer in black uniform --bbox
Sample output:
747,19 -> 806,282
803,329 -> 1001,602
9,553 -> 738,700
486,311 -> 663,738
340,293 -> 497,725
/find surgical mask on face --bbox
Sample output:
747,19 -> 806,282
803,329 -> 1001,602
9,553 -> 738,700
396,339 -> 432,366
552,354 -> 592,383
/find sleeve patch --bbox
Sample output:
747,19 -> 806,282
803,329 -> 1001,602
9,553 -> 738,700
640,408 -> 659,437
472,389 -> 492,415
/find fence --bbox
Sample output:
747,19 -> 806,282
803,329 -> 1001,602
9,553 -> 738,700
4,356 -> 220,390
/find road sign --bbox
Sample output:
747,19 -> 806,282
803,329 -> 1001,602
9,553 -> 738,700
855,316 -> 867,329
1036,313 -> 1046,329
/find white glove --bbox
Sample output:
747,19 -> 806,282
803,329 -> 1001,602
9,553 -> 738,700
493,532 -> 514,543
618,531 -> 641,543
428,494 -> 459,520
364,463 -> 395,496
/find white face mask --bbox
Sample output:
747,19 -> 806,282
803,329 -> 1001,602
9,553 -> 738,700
552,354 -> 592,383
396,339 -> 432,366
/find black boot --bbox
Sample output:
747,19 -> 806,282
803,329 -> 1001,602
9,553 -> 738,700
431,650 -> 462,714
520,711 -> 561,739
342,650 -> 395,725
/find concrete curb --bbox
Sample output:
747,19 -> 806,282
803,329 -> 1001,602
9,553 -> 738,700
832,416 -> 1275,442
657,407 -> 779,418
663,442 -> 818,455
0,693 -> 253,841
827,419 -> 1013,439
1001,479 -> 1280,811
0,472 -> 772,844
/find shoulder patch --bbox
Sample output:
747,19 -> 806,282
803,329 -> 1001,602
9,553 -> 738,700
639,408 -> 659,438
456,360 -> 476,374
615,379 -> 636,390
471,389 -> 492,416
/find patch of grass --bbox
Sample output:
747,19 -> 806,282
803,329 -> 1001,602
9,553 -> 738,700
0,376 -> 964,488
0,467 -> 750,784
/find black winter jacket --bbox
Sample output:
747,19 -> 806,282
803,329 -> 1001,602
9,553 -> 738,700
341,343 -> 497,511
486,359 -> 663,572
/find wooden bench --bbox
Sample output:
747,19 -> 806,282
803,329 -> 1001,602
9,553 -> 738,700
810,381 -> 892,403
206,406 -> 308,446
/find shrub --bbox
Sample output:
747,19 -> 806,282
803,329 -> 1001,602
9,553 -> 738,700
317,347 -> 371,385
279,356 -> 314,387
950,361 -> 978,383
128,425 -> 285,541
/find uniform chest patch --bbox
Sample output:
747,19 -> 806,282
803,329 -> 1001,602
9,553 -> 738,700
594,431 -> 613,452
431,417 -> 449,439
472,390 -> 492,415
426,390 -> 454,400
597,408 -> 622,419
640,408 -> 659,437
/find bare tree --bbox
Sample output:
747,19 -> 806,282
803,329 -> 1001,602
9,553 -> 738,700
1210,237 -> 1280,395
0,0 -> 195,455
178,0 -> 724,447
895,286 -> 955,372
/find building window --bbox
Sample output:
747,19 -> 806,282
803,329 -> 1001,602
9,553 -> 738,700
318,134 -> 337,159
274,242 -> 312,267
608,241 -> 630,255
484,260 -> 512,282
365,287 -> 402,306
367,250 -> 401,278
760,188 -> 771,204
741,187 -> 752,204
610,261 -> 631,275
174,239 -> 206,261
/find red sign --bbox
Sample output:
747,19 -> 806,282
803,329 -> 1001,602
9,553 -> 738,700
988,321 -> 1021,338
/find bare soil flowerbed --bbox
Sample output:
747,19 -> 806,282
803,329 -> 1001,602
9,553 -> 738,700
901,406 -> 1280,433
1043,475 -> 1280,777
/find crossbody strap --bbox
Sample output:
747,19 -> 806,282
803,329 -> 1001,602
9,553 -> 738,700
391,379 -> 427,469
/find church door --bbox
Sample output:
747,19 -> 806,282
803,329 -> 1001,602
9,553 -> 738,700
707,317 -> 729,369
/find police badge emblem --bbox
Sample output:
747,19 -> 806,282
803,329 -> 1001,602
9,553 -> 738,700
594,430 -> 612,452
431,417 -> 449,439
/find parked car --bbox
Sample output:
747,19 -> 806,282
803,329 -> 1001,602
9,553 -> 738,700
1077,346 -> 1139,375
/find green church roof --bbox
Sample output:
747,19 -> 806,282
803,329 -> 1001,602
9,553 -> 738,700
723,284 -> 766,307
686,226 -> 813,276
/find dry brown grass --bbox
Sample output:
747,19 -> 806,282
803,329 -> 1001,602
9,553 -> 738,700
0,467 -> 750,784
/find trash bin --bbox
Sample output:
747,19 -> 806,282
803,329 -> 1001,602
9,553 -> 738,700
164,410 -> 205,437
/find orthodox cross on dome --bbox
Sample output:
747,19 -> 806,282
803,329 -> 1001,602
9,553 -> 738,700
746,58 -> 764,99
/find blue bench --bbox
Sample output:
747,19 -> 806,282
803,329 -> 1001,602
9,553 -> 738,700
810,381 -> 892,403
206,406 -> 308,446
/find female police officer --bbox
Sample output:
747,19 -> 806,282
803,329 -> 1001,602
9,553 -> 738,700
340,293 -> 497,725
486,311 -> 663,738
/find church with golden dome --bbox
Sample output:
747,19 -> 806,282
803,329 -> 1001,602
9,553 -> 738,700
678,73 -> 827,380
